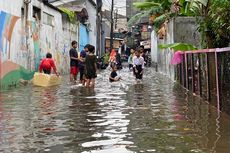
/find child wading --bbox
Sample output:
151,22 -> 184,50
133,49 -> 145,81
85,45 -> 97,88
128,48 -> 135,70
109,65 -> 121,82
39,53 -> 58,76
79,44 -> 89,85
69,40 -> 79,82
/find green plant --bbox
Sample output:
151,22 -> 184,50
159,43 -> 198,51
179,0 -> 208,16
205,0 -> 230,47
59,7 -> 76,22
128,0 -> 207,32
128,0 -> 173,31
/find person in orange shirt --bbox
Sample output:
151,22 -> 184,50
109,49 -> 117,67
39,53 -> 59,76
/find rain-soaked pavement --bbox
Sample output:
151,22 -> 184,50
1,67 -> 230,153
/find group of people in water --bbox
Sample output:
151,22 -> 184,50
38,40 -> 147,88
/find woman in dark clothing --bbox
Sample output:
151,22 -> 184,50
85,45 -> 97,88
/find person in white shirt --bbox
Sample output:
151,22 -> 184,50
133,49 -> 145,80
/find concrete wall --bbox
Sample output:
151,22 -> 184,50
115,18 -> 127,31
151,17 -> 200,80
86,0 -> 97,50
174,17 -> 200,47
0,0 -> 78,89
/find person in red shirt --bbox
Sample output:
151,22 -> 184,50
39,53 -> 58,76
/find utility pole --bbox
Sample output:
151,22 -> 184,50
115,9 -> 118,30
110,0 -> 114,50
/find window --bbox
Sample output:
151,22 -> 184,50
21,7 -> 24,17
33,6 -> 41,20
43,12 -> 54,26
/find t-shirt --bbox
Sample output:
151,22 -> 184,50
128,54 -> 133,64
69,48 -> 78,67
85,54 -> 97,79
39,58 -> 56,72
133,56 -> 145,69
109,71 -> 118,82
78,50 -> 87,69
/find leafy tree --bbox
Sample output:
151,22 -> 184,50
204,0 -> 230,48
128,0 -> 230,48
128,0 -> 207,33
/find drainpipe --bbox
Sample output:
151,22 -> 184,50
24,0 -> 31,71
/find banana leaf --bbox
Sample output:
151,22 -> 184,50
127,12 -> 144,27
133,2 -> 161,10
158,43 -> 198,51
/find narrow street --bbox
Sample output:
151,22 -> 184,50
1,67 -> 230,153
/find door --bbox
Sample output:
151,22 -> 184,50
79,24 -> 89,52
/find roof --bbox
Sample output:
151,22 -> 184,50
43,0 -> 64,13
48,0 -> 96,8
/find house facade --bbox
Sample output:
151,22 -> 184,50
49,0 -> 99,53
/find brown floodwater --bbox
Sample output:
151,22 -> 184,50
1,67 -> 230,153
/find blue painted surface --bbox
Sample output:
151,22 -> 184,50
0,11 -> 6,52
79,24 -> 89,52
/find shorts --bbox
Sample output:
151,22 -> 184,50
85,71 -> 97,80
43,69 -> 51,74
129,64 -> 133,70
70,66 -> 78,76
134,65 -> 143,79
79,67 -> 85,81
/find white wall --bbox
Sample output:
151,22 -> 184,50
86,0 -> 97,49
151,19 -> 175,80
151,30 -> 158,63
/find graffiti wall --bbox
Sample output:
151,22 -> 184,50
0,10 -> 33,89
0,1 -> 79,89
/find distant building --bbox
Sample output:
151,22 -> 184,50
102,10 -> 127,32
101,10 -> 127,53
49,0 -> 102,54
126,0 -> 148,23
126,0 -> 151,49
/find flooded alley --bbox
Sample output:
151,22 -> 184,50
1,67 -> 230,153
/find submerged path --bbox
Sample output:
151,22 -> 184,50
1,67 -> 230,153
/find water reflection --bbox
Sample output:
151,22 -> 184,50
0,68 -> 230,152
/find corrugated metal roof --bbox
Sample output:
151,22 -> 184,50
49,0 -> 96,7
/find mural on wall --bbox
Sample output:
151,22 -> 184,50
0,10 -> 19,60
30,21 -> 41,71
0,10 -> 34,88
0,8 -> 79,89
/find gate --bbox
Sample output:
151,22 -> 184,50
177,47 -> 230,115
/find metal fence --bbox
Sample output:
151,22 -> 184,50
177,47 -> 230,115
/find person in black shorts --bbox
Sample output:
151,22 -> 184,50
79,44 -> 90,85
85,45 -> 97,88
133,49 -> 145,81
